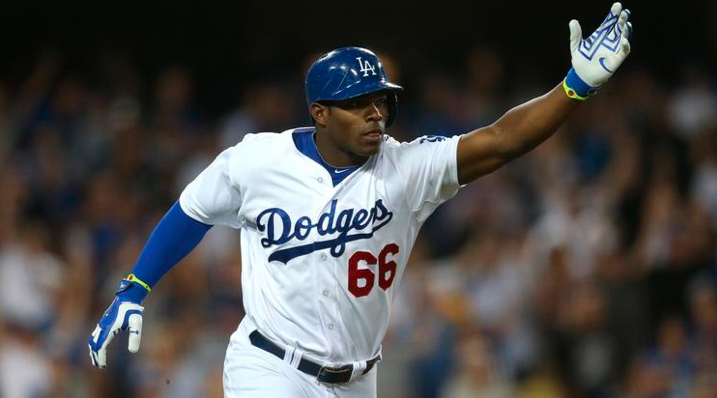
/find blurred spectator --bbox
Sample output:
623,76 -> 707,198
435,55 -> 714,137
412,71 -> 466,139
688,274 -> 717,376
0,222 -> 62,398
0,329 -> 53,398
460,46 -> 505,128
441,332 -> 513,398
219,80 -> 301,148
642,316 -> 695,397
691,129 -> 717,226
151,67 -> 201,134
0,223 -> 63,330
622,356 -> 673,398
552,281 -> 618,397
669,67 -> 717,139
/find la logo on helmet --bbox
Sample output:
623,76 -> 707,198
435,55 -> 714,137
356,57 -> 377,77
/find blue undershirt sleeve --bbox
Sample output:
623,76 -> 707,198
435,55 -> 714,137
126,201 -> 212,297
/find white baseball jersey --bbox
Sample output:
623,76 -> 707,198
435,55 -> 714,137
179,127 -> 461,365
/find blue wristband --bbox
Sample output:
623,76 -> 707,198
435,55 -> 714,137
116,279 -> 149,303
564,68 -> 598,100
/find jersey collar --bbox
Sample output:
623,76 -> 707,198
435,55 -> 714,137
292,128 -> 359,187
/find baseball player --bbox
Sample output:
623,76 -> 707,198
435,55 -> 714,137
89,3 -> 632,397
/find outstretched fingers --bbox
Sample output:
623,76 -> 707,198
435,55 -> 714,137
597,2 -> 623,31
617,10 -> 632,57
604,36 -> 631,72
609,2 -> 623,20
620,37 -> 631,57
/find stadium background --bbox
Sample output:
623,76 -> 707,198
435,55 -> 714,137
1,0 -> 717,397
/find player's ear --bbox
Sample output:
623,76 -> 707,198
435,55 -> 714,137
311,103 -> 329,127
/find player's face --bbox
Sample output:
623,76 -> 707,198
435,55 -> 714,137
315,92 -> 389,166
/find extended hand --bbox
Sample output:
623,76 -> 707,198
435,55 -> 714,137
568,2 -> 632,90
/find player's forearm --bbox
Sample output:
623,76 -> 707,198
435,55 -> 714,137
128,201 -> 212,292
456,84 -> 580,184
457,4 -> 631,185
491,84 -> 579,161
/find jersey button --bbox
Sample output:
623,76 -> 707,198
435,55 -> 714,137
321,253 -> 327,260
317,177 -> 323,183
322,289 -> 329,296
328,324 -> 334,330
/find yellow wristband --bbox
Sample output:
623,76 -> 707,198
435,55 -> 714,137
563,78 -> 589,101
127,273 -> 152,293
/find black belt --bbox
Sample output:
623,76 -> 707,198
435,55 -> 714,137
249,330 -> 380,384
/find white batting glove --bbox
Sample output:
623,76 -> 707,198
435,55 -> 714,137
88,276 -> 149,369
564,2 -> 633,100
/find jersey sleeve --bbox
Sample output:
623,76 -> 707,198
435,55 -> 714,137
394,135 -> 462,223
179,145 -> 243,228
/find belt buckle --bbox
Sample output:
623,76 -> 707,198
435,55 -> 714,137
317,364 -> 352,384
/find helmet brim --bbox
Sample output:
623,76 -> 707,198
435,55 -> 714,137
312,80 -> 403,104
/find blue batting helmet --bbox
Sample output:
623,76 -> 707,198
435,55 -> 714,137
305,46 -> 403,127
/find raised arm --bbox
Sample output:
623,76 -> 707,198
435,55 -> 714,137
457,2 -> 632,185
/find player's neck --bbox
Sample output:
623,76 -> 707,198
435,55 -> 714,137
314,130 -> 368,167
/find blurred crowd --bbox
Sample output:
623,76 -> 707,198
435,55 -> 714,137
0,46 -> 716,398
